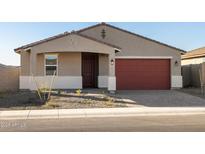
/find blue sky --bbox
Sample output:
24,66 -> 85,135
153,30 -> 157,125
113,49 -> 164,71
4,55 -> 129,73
1,22 -> 205,66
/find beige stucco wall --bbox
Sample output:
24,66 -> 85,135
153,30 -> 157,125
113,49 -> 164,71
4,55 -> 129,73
36,53 -> 44,76
58,52 -> 81,76
20,51 -> 30,75
20,34 -> 115,76
80,25 -> 182,76
99,54 -> 108,76
32,34 -> 114,54
34,52 -> 82,76
20,51 -> 110,77
0,65 -> 19,92
29,34 -> 115,76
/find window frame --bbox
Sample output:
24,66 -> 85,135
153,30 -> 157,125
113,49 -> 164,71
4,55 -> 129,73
44,54 -> 58,76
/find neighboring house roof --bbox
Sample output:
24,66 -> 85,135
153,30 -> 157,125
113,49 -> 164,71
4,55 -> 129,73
14,31 -> 121,52
77,22 -> 186,53
0,63 -> 19,68
0,63 -> 5,67
14,22 -> 185,53
182,47 -> 205,60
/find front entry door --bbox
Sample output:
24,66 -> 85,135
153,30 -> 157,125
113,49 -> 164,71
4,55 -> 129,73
82,53 -> 98,88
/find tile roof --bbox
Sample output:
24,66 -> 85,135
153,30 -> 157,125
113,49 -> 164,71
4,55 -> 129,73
14,30 -> 121,52
14,22 -> 185,53
14,32 -> 69,51
77,22 -> 186,53
182,47 -> 205,59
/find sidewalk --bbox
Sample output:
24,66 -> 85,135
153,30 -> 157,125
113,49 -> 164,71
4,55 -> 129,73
1,107 -> 205,120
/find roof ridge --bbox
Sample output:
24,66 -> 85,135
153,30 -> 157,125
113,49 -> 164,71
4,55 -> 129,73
76,22 -> 105,33
188,46 -> 205,52
0,63 -> 19,68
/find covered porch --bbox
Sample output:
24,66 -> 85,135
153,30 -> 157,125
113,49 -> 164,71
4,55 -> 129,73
19,32 -> 120,91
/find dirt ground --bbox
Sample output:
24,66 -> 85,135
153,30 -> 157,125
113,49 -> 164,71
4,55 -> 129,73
0,91 -> 43,110
47,92 -> 137,109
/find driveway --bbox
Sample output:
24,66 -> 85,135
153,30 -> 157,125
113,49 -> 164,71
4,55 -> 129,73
113,90 -> 205,107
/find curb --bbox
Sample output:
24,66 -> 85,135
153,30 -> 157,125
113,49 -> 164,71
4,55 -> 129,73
1,107 -> 205,120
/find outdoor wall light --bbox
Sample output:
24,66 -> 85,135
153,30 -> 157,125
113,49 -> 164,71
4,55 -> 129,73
175,60 -> 178,66
111,59 -> 114,65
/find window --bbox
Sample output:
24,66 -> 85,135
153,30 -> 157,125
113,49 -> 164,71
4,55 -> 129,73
45,54 -> 58,76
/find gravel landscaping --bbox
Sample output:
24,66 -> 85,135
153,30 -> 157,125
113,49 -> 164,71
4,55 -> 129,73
47,92 -> 137,109
0,90 -> 137,110
1,88 -> 205,110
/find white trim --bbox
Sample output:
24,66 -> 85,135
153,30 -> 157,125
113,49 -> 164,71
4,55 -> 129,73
108,76 -> 116,91
98,76 -> 108,88
181,57 -> 205,65
20,76 -> 82,90
114,48 -> 121,52
171,75 -> 182,88
25,47 -> 31,51
115,56 -> 173,59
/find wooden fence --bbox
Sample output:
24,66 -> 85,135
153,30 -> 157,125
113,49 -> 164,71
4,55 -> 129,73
182,62 -> 205,87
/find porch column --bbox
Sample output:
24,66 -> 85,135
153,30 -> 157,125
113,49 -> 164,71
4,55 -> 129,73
108,52 -> 116,91
29,51 -> 37,90
30,51 -> 37,76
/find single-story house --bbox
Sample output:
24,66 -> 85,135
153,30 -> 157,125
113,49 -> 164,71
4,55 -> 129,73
14,22 -> 185,91
182,47 -> 205,87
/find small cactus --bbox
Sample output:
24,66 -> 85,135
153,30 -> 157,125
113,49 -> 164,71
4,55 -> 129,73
76,89 -> 82,96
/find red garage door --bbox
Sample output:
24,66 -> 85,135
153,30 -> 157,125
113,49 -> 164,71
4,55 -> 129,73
116,59 -> 171,90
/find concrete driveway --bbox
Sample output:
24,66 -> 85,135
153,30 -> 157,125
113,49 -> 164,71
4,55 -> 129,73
114,90 -> 205,107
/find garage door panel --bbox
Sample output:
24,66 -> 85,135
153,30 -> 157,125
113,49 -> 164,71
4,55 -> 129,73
116,59 -> 170,90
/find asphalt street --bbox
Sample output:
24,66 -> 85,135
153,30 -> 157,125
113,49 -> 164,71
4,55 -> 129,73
0,114 -> 205,131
